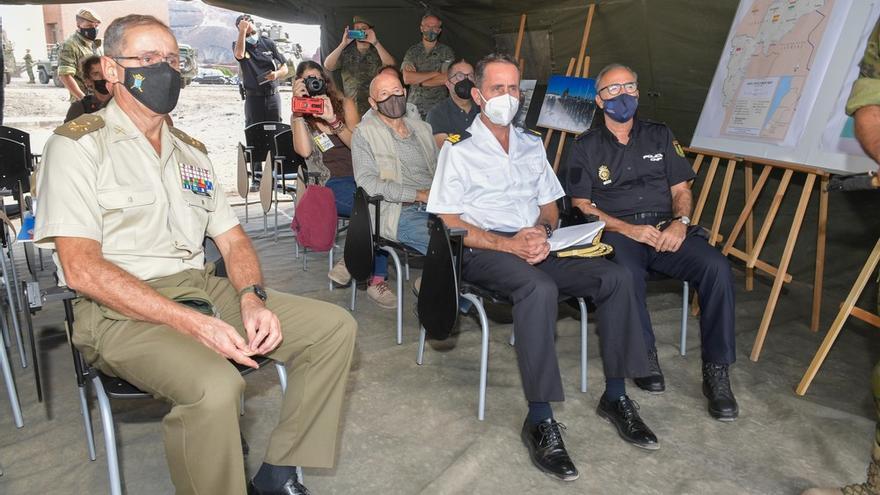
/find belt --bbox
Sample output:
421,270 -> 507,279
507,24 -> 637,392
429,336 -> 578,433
619,211 -> 672,221
245,87 -> 278,97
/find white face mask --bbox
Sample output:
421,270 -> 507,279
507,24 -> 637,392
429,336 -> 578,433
478,90 -> 520,126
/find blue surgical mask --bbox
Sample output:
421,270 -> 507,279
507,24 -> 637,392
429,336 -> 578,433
602,93 -> 638,123
246,34 -> 259,44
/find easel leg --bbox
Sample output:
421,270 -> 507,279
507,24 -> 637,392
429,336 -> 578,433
811,178 -> 828,332
796,237 -> 880,395
751,174 -> 816,361
722,165 -> 771,256
692,157 -> 720,226
745,163 -> 755,291
748,169 -> 793,269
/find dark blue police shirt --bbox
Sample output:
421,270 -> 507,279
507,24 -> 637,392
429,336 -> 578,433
426,97 -> 480,136
233,37 -> 286,92
564,119 -> 695,218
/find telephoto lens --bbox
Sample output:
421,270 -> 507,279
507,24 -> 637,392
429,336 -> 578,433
305,76 -> 326,96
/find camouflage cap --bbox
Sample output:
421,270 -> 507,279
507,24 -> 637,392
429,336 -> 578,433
352,16 -> 373,28
76,9 -> 101,23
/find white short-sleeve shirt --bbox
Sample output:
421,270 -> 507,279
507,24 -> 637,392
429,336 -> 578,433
427,116 -> 565,232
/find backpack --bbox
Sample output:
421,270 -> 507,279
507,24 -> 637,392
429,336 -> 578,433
291,166 -> 337,251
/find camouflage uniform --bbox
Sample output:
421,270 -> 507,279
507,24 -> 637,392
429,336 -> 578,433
23,52 -> 34,83
339,42 -> 382,117
837,16 -> 880,495
401,41 -> 454,118
57,31 -> 100,101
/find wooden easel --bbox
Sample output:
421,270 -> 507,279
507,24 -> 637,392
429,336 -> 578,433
541,3 -> 596,173
704,151 -> 830,362
796,238 -> 880,395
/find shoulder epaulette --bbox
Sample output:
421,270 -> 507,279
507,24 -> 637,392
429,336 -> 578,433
53,114 -> 104,140
445,131 -> 471,145
574,127 -> 601,141
526,128 -> 542,137
170,127 -> 208,154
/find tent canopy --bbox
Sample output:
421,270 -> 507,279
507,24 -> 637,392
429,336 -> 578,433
3,0 -> 740,141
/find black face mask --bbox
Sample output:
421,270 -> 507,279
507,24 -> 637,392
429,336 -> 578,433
93,79 -> 109,95
118,61 -> 181,115
79,27 -> 98,40
453,78 -> 474,100
375,94 -> 407,119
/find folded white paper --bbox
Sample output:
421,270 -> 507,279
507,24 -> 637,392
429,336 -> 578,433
549,221 -> 606,251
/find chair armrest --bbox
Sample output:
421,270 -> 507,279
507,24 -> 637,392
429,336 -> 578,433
447,227 -> 468,238
364,192 -> 385,205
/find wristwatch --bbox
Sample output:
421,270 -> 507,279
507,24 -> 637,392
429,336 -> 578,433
541,222 -> 553,238
678,216 -> 691,226
239,284 -> 268,302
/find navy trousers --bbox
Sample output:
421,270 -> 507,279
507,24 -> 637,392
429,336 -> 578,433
603,222 -> 736,365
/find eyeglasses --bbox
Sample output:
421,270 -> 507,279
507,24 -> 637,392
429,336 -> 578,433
113,52 -> 180,68
448,72 -> 474,83
599,81 -> 638,97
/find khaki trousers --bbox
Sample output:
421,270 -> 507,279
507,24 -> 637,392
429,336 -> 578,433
72,265 -> 357,495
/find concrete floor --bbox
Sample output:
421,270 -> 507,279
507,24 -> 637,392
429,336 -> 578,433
0,199 -> 878,495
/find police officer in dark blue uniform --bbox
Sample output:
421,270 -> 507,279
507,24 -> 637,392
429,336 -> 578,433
233,14 -> 288,126
563,63 -> 739,422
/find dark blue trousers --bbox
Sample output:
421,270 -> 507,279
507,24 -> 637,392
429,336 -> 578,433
603,223 -> 736,365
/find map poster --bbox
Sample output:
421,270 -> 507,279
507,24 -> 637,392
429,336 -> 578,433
695,0 -> 852,146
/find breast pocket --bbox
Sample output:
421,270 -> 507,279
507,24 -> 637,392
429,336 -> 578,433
97,189 -> 156,250
175,191 -> 217,250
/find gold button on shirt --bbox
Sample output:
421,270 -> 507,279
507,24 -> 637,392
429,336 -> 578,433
34,99 -> 240,285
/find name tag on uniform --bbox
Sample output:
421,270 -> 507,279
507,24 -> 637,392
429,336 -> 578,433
313,133 -> 335,153
179,163 -> 214,197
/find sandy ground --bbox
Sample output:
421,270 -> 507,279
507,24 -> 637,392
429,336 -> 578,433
4,76 -> 294,194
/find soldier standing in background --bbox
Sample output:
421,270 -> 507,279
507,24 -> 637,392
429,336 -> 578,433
401,14 -> 455,118
57,9 -> 102,101
23,49 -> 34,84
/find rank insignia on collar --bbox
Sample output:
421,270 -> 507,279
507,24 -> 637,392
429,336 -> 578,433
179,163 -> 214,197
446,134 -> 461,144
598,164 -> 612,185
130,73 -> 145,93
673,139 -> 685,158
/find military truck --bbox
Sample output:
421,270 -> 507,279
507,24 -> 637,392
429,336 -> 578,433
179,43 -> 198,88
2,30 -> 17,85
256,22 -> 304,83
35,43 -> 64,87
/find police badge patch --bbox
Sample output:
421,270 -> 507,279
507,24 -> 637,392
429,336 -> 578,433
673,139 -> 685,158
598,164 -> 612,185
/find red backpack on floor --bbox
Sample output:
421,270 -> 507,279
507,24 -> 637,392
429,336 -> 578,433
291,170 -> 337,252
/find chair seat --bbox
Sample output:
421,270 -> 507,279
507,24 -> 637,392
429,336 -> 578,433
273,173 -> 297,180
96,356 -> 274,400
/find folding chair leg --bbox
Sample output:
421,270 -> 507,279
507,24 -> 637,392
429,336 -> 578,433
680,282 -> 689,357
350,282 -> 357,311
379,247 -> 404,345
273,189 -> 279,243
303,248 -> 308,271
7,243 -> 24,315
0,300 -> 9,347
509,331 -> 515,347
78,384 -> 96,460
463,294 -> 489,421
0,253 -> 26,368
0,334 -> 23,428
92,375 -> 123,495
577,297 -> 588,393
328,250 -> 334,291
275,363 -> 287,394
240,392 -> 245,416
416,326 -> 427,365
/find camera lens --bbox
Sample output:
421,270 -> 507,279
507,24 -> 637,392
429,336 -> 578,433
304,76 -> 326,96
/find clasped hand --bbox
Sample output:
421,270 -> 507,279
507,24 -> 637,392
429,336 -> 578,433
626,222 -> 687,253
189,298 -> 282,369
508,226 -> 550,264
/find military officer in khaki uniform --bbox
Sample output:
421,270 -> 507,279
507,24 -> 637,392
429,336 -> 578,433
803,16 -> 880,495
57,8 -> 102,101
35,15 -> 355,495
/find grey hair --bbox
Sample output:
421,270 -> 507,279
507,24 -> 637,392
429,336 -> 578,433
596,63 -> 638,89
103,14 -> 174,57
474,52 -> 519,88
421,13 -> 441,25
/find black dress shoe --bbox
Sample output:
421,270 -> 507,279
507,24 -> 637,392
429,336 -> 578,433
520,418 -> 580,481
597,395 -> 660,450
702,362 -> 739,421
247,477 -> 311,495
633,348 -> 665,393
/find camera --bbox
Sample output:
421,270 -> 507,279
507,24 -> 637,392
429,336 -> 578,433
304,76 -> 326,96
292,97 -> 325,115
348,29 -> 366,40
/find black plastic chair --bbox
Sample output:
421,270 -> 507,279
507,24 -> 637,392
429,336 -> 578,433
0,137 -> 30,368
415,215 -> 589,420
243,121 -> 290,184
343,187 -> 422,344
0,125 -> 37,170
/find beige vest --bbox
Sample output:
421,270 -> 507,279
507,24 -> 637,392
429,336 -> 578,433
357,115 -> 436,240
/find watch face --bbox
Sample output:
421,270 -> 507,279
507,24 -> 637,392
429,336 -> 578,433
681,216 -> 691,225
254,285 -> 268,301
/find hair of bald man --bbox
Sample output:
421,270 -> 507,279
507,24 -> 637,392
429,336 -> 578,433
103,14 -> 175,57
446,59 -> 471,78
474,52 -> 519,89
376,64 -> 404,85
595,63 -> 638,89
369,71 -> 403,99
421,13 -> 441,25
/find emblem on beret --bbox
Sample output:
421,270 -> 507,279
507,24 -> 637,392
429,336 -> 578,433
130,74 -> 145,93
673,139 -> 685,158
598,164 -> 611,185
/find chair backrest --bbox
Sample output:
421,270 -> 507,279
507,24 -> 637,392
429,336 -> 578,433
0,126 -> 33,170
272,129 -> 304,175
0,137 -> 31,197
417,215 -> 460,340
244,121 -> 290,164
344,187 -> 376,282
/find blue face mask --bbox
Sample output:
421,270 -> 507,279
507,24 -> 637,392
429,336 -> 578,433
246,34 -> 259,44
602,93 -> 638,123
